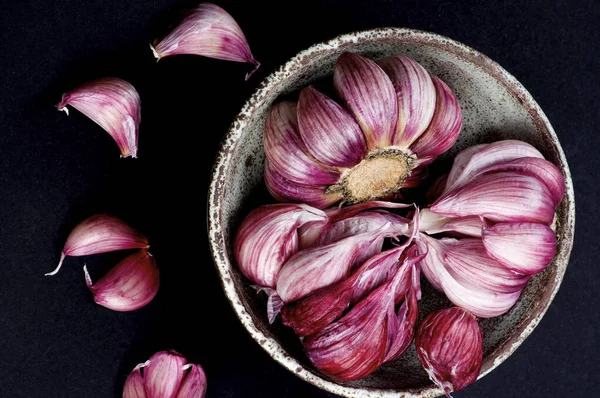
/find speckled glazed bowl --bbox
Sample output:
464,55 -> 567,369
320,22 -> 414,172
208,28 -> 575,397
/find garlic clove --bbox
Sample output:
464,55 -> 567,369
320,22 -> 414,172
85,249 -> 159,311
409,76 -> 462,165
334,52 -> 398,150
143,351 -> 187,398
252,286 -> 284,324
482,222 -> 556,275
417,235 -> 528,317
57,78 -> 141,158
431,171 -> 556,224
46,214 -> 149,276
445,140 -> 544,193
443,144 -> 488,193
416,307 -> 483,397
151,3 -> 259,80
264,101 -> 340,187
176,364 -> 207,398
276,231 -> 388,303
475,157 -> 565,206
418,209 -> 482,237
297,86 -> 367,168
264,159 -> 341,209
302,279 -> 391,380
123,363 -> 148,398
378,56 -> 436,148
234,203 -> 327,287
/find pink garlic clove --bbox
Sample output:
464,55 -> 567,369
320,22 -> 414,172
264,159 -> 340,209
417,235 -> 528,317
176,364 -> 207,398
297,86 -> 367,168
378,56 -> 436,148
85,249 -> 159,311
57,78 -> 141,158
416,307 -> 483,397
443,144 -> 488,194
445,140 -> 544,193
334,52 -> 398,150
409,76 -> 462,165
234,203 -> 327,287
123,352 -> 207,398
143,351 -> 188,398
46,214 -> 149,276
151,3 -> 259,80
482,222 -> 557,275
276,231 -> 388,303
475,157 -> 565,206
123,363 -> 147,398
431,171 -> 556,224
264,101 -> 340,188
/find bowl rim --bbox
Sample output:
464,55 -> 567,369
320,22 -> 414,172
207,27 -> 575,398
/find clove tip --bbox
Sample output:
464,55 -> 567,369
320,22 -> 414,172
149,43 -> 161,61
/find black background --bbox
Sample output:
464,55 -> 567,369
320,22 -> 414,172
0,0 -> 598,397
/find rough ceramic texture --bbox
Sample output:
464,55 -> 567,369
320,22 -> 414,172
208,28 -> 575,397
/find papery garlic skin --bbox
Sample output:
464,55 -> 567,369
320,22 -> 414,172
58,78 -> 141,158
85,249 -> 159,311
233,204 -> 326,287
264,53 -> 462,208
416,307 -> 483,397
151,3 -> 259,80
123,351 -> 207,398
46,214 -> 149,276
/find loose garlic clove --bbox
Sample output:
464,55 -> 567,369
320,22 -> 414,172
143,351 -> 188,398
417,235 -> 529,318
46,214 -> 149,276
123,363 -> 147,398
334,52 -> 398,150
431,171 -> 556,224
378,55 -> 436,148
233,204 -> 327,288
176,364 -> 207,398
151,3 -> 259,80
85,249 -> 159,311
57,78 -> 141,158
416,307 -> 483,397
482,222 -> 557,275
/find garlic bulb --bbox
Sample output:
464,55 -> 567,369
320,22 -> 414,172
264,53 -> 462,207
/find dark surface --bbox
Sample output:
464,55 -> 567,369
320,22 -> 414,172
0,0 -> 598,397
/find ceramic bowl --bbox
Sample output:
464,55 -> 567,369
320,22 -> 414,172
207,28 -> 575,397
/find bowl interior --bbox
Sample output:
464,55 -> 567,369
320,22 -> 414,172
209,29 -> 574,397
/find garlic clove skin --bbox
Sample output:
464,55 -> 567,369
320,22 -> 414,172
234,204 -> 327,287
417,235 -> 528,317
252,286 -> 284,324
57,78 -> 141,158
416,307 -> 483,397
409,76 -> 462,165
442,144 -> 488,194
297,86 -> 367,168
176,364 -> 207,398
123,363 -> 148,398
378,56 -> 436,148
418,209 -> 482,237
482,222 -> 557,275
276,231 -> 388,303
334,52 -> 398,150
318,211 -> 409,246
85,249 -> 159,311
264,101 -> 340,187
151,3 -> 259,80
143,351 -> 187,398
46,214 -> 149,276
264,159 -> 341,209
431,171 -> 556,224
445,140 -> 544,194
